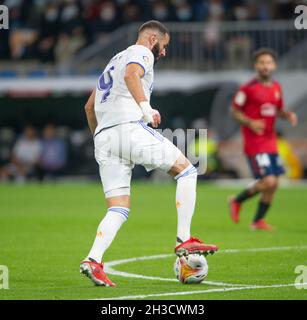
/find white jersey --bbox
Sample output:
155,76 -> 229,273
94,45 -> 154,134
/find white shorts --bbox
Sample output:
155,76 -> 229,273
94,121 -> 182,198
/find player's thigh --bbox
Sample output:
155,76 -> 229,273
248,153 -> 285,190
248,153 -> 273,179
270,153 -> 285,177
94,129 -> 133,198
98,161 -> 133,198
94,126 -> 121,161
130,122 -> 182,173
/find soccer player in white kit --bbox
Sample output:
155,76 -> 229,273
80,20 -> 218,287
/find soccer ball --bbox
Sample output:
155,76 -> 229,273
174,254 -> 209,284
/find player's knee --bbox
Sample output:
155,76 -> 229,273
168,154 -> 191,177
174,164 -> 197,180
263,176 -> 278,191
105,188 -> 130,208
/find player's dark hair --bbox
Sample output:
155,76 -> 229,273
138,20 -> 169,36
253,48 -> 277,62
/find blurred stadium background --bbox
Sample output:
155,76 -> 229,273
1,0 -> 307,183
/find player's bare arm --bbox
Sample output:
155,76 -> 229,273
84,90 -> 97,135
231,107 -> 265,134
124,63 -> 146,103
277,109 -> 298,126
124,63 -> 161,128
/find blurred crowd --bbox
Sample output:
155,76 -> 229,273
0,125 -> 69,182
0,0 -> 302,64
0,124 -> 101,182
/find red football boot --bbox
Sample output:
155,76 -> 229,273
250,219 -> 274,231
80,260 -> 116,287
228,196 -> 241,223
175,237 -> 218,257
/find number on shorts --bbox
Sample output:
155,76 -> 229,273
256,154 -> 270,167
98,66 -> 115,103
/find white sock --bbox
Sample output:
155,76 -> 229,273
175,165 -> 197,246
85,207 -> 129,263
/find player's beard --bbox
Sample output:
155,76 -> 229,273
259,70 -> 272,82
151,42 -> 161,65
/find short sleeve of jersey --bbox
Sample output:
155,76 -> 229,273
232,86 -> 248,110
126,46 -> 154,76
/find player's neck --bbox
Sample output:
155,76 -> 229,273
256,76 -> 273,86
135,39 -> 152,51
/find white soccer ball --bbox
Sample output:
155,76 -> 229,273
174,254 -> 209,284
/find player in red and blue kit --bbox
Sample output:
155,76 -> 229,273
229,48 -> 297,231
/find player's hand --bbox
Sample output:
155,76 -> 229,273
142,111 -> 154,124
287,112 -> 298,126
150,109 -> 161,128
139,101 -> 161,127
248,119 -> 265,135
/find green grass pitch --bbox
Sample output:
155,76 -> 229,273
0,182 -> 307,300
